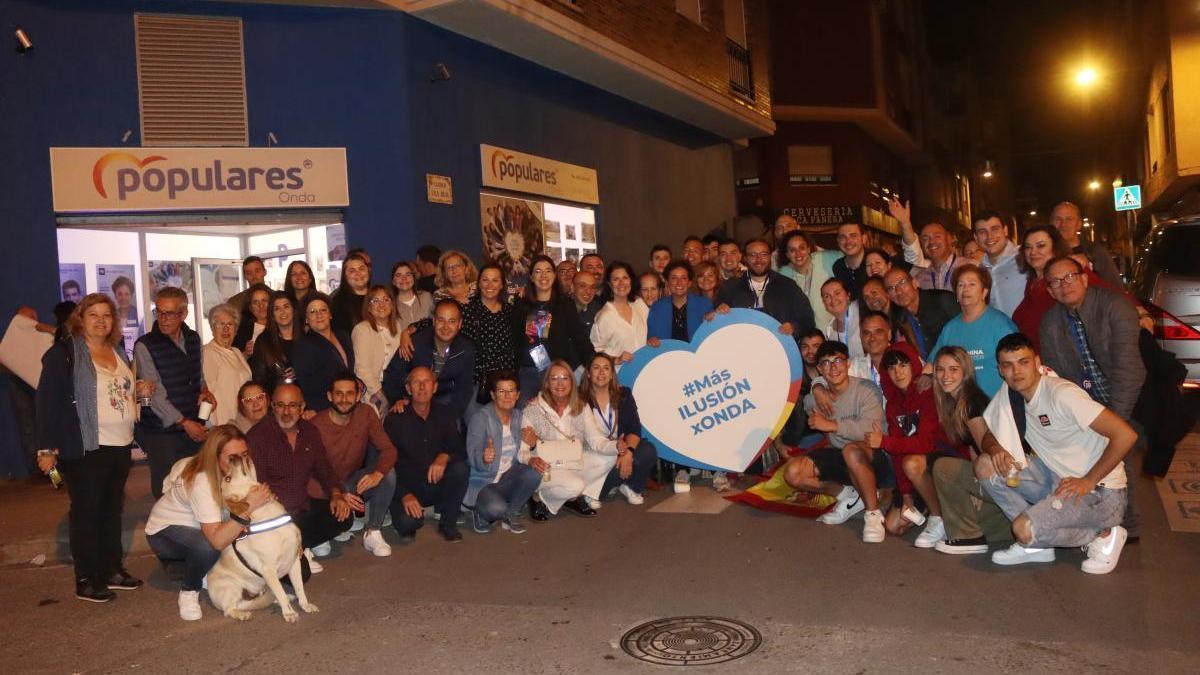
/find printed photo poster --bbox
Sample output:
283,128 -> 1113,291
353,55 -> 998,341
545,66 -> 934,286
196,261 -> 242,323
147,261 -> 195,303
96,264 -> 139,328
480,193 -> 546,296
326,224 -> 347,263
543,202 -> 597,265
58,263 -> 86,303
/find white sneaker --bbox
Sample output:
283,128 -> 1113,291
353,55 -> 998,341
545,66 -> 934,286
914,516 -> 945,549
673,469 -> 691,493
311,541 -> 332,557
1081,526 -> 1127,575
862,509 -> 885,543
583,496 -> 603,510
201,575 -> 208,590
618,484 -> 644,505
712,472 -> 731,492
817,486 -> 863,525
304,548 -> 324,574
178,590 -> 202,621
349,515 -> 366,533
362,529 -> 392,557
333,530 -> 353,542
991,543 -> 1055,566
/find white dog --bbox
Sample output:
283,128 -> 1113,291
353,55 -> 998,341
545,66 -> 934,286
207,454 -> 318,622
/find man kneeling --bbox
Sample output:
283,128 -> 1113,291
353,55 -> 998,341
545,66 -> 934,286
781,340 -> 889,540
975,333 -> 1135,574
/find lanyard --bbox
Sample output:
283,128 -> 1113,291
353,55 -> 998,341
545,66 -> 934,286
837,308 -> 849,344
593,403 -> 616,440
930,254 -> 956,290
909,312 -> 927,357
750,276 -> 769,309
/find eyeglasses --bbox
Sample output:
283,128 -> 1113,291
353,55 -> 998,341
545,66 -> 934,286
548,375 -> 572,382
817,356 -> 848,369
368,297 -> 391,305
884,279 -> 911,293
240,392 -> 267,404
1046,271 -> 1082,289
307,307 -> 330,316
158,310 -> 184,319
494,388 -> 518,396
272,401 -> 303,410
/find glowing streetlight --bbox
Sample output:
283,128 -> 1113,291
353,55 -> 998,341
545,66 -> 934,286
1075,67 -> 1098,87
1029,210 -> 1037,216
1088,179 -> 1101,191
1112,177 -> 1123,188
982,160 -> 995,179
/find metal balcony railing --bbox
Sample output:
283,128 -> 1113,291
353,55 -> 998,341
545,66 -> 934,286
727,39 -> 754,100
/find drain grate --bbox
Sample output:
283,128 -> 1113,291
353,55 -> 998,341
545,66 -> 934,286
621,616 -> 762,666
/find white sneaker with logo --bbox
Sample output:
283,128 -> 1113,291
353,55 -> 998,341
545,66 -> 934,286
818,486 -> 863,525
673,469 -> 691,494
311,541 -> 332,557
1081,526 -> 1127,575
178,590 -> 202,621
914,516 -> 945,549
618,484 -> 644,505
362,529 -> 392,557
991,543 -> 1055,566
862,509 -> 885,543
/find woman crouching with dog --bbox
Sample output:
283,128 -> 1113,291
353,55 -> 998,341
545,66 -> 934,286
145,424 -> 274,621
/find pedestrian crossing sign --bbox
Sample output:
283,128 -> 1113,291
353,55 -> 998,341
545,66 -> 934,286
1114,185 -> 1141,211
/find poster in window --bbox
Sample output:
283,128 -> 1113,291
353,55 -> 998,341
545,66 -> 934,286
96,264 -> 139,328
480,193 -> 545,296
58,263 -> 87,303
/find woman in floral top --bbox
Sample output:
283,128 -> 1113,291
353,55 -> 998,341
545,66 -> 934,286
460,263 -> 518,403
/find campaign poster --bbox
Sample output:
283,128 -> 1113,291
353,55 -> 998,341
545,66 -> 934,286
147,261 -> 194,303
327,224 -> 347,262
196,261 -> 242,325
480,193 -> 545,296
96,264 -> 139,328
58,263 -> 87,303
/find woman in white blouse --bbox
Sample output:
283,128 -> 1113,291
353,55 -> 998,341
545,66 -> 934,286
819,277 -> 865,360
522,360 -> 602,521
352,285 -> 402,414
202,304 -> 252,426
590,261 -> 648,368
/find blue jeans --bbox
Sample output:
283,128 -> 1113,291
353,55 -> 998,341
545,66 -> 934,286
981,455 -> 1127,548
146,525 -> 220,592
475,463 -> 543,523
343,468 -> 396,530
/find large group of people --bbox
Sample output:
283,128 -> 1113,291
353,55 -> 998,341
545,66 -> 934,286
31,200 -> 1189,620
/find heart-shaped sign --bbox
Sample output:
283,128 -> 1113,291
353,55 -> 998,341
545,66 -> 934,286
618,309 -> 803,473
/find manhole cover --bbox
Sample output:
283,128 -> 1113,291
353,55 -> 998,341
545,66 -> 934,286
621,616 -> 762,666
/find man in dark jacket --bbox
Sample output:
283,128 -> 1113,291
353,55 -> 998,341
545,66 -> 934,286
882,267 -> 958,360
134,287 -> 214,498
383,299 -> 476,421
715,239 -> 816,339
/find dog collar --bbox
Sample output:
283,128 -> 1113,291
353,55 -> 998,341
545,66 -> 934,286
247,514 -> 293,535
230,512 -> 251,527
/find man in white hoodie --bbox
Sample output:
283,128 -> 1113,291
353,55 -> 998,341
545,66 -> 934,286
974,332 -> 1137,575
973,210 -> 1024,317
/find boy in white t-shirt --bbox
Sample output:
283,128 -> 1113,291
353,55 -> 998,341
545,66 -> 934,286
975,333 -> 1137,575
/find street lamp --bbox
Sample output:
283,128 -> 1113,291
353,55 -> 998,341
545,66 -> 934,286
982,160 -> 995,179
1088,179 -> 1101,191
1075,67 -> 1098,87
1029,210 -> 1037,216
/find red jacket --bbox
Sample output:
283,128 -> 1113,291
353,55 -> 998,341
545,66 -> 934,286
877,342 -> 962,495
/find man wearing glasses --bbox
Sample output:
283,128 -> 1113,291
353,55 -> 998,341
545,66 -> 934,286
715,239 -> 816,341
882,267 -> 958,361
1038,255 -> 1145,539
134,287 -> 216,498
247,383 -> 355,571
780,340 -> 887,526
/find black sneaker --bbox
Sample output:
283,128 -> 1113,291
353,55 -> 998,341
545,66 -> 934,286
439,526 -> 463,543
562,497 -> 598,518
934,536 -> 989,555
107,569 -> 143,591
529,498 -> 550,522
76,578 -> 116,603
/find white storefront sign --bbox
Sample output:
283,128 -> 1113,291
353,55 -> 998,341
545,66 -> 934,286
50,147 -> 349,213
479,144 -> 599,205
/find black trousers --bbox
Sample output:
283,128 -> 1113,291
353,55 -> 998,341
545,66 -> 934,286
8,377 -> 38,475
294,499 -> 353,549
136,428 -> 200,499
58,445 -> 132,583
390,460 -> 469,535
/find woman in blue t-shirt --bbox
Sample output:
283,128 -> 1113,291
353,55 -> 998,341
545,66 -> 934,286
929,264 -> 1016,396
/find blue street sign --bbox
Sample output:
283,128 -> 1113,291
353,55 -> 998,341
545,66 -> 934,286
1114,185 -> 1141,211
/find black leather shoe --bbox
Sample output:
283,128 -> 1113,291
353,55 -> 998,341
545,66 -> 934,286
107,569 -> 143,591
529,498 -> 550,522
76,578 -> 116,603
562,497 -> 598,518
439,526 -> 463,543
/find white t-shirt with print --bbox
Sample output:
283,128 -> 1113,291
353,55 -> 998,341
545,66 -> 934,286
1023,375 -> 1126,489
145,457 -> 227,535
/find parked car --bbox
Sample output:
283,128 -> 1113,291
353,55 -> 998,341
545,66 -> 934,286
1131,216 -> 1200,389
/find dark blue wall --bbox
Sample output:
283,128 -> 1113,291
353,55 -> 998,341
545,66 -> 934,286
0,0 -> 735,476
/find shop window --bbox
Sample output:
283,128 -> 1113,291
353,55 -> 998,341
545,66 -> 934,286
788,145 -> 835,185
135,14 -> 248,146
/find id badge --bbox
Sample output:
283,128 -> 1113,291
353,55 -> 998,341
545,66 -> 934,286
529,344 -> 551,371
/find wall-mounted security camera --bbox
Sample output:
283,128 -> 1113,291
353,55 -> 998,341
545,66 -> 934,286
15,28 -> 33,53
430,62 -> 451,83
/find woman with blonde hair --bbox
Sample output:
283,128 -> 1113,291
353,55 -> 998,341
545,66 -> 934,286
521,360 -> 595,520
36,293 -> 144,603
145,424 -> 274,620
432,249 -> 479,306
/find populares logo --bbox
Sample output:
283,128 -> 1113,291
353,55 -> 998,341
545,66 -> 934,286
91,152 -> 306,201
490,149 -> 557,187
